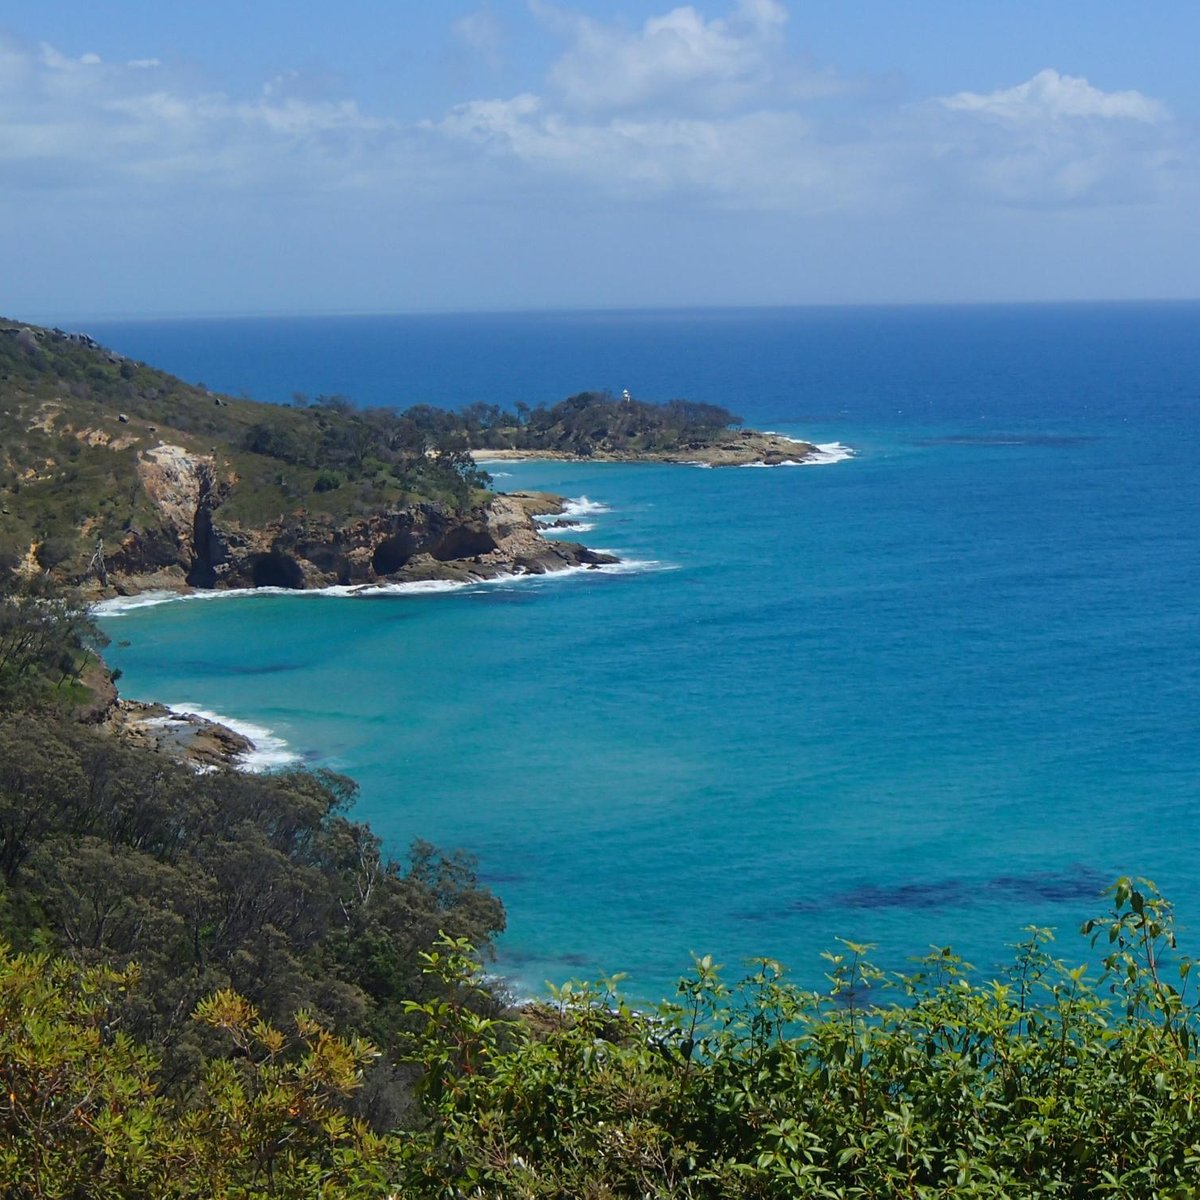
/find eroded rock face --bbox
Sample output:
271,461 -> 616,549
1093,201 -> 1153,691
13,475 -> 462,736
101,451 -> 615,596
136,445 -> 215,560
249,551 -> 306,589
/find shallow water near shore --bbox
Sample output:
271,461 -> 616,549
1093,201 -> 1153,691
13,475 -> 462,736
94,303 -> 1200,1000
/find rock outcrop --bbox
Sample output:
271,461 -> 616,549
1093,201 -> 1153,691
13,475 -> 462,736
472,429 -> 822,467
98,443 -> 616,598
104,700 -> 256,772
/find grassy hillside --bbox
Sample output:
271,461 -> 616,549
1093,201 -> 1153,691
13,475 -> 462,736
0,321 -> 490,582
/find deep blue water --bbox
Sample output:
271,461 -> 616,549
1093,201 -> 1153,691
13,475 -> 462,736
90,304 -> 1200,1000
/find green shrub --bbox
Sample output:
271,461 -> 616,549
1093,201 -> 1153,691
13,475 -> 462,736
0,948 -> 397,1199
400,882 -> 1200,1198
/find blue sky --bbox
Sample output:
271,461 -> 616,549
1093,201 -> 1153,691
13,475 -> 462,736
3,1 -> 1197,318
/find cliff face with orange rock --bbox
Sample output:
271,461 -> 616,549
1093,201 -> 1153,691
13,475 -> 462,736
109,456 -> 611,594
0,321 -> 615,598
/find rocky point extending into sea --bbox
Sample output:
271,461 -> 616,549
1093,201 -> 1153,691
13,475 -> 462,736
471,429 -> 820,468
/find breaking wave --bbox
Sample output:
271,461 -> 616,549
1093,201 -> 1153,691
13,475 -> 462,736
739,442 -> 856,467
157,703 -> 300,772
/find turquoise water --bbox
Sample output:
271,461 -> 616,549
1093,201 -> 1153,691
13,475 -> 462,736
93,304 -> 1200,1000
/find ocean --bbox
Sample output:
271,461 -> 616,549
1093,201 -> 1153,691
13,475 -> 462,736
89,303 -> 1200,1001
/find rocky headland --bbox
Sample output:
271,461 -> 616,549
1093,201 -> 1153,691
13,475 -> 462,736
101,444 -> 615,599
0,321 -> 618,603
472,429 -> 821,467
2,322 -> 841,609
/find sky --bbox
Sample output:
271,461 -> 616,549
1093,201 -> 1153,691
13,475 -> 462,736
2,1 -> 1198,319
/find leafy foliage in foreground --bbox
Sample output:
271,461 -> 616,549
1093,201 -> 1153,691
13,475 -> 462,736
6,882 -> 1200,1196
402,882 -> 1200,1198
0,707 -> 504,1113
0,949 -> 395,1198
7,576 -> 1200,1195
0,578 -> 505,1130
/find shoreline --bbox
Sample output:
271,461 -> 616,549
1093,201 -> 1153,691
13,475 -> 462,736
92,493 -> 669,775
83,489 -> 618,605
470,433 -> 853,469
92,550 -> 664,617
102,698 -> 294,774
88,442 -> 847,770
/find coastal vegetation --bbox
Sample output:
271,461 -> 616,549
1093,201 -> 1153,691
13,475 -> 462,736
0,582 -> 504,1118
0,321 -> 493,588
8,321 -> 1197,1196
438,391 -> 745,457
9,869 -> 1200,1193
1,577 -> 1199,1196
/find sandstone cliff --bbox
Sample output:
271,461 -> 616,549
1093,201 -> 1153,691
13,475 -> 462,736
99,442 -> 614,597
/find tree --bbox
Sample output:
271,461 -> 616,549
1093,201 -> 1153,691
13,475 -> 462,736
0,574 -> 107,704
0,947 -> 398,1198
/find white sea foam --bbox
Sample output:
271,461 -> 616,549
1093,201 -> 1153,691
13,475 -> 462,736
806,441 -> 856,465
93,552 -> 666,616
580,555 -> 676,576
555,521 -> 595,534
560,496 -> 611,518
93,578 -> 479,615
486,556 -> 675,586
738,441 -> 856,467
92,590 -> 189,616
162,703 -> 301,772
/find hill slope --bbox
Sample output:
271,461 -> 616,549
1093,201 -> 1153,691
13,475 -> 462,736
0,321 -> 611,594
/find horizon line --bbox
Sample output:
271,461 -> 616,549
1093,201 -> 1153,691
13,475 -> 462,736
19,295 -> 1200,327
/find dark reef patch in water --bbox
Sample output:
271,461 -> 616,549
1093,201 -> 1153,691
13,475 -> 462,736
478,871 -> 529,885
793,866 -> 1108,915
914,434 -> 1097,448
174,659 -> 301,677
985,866 -> 1108,904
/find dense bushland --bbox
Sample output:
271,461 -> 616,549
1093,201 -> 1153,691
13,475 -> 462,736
7,883 -> 1200,1197
454,391 -> 743,455
0,321 -> 492,577
0,576 -> 504,1133
7,551 -> 1200,1196
399,885 -> 1200,1197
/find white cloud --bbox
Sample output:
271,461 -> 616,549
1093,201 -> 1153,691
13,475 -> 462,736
0,15 -> 1191,226
0,32 -> 410,197
926,70 -> 1185,207
1,5 -> 1197,315
540,0 -> 815,114
436,27 -> 1192,215
437,94 -> 881,213
452,9 -> 506,70
943,68 -> 1167,125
